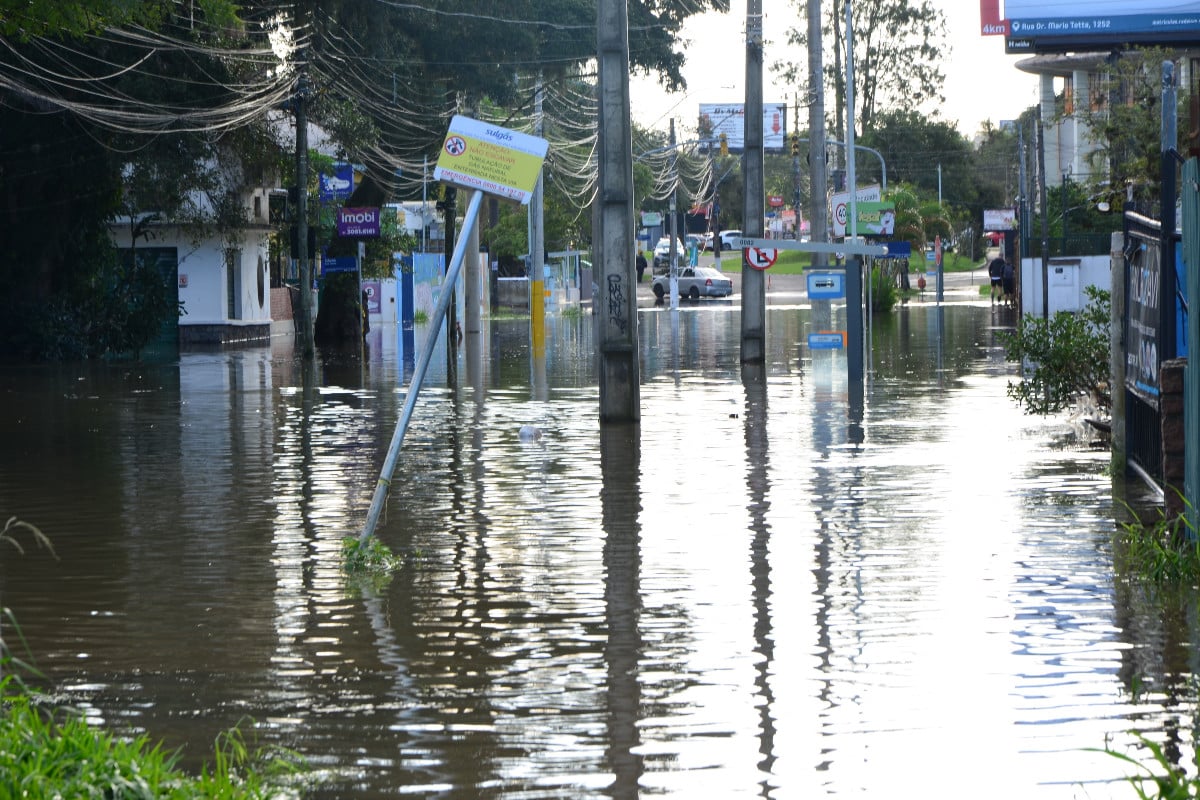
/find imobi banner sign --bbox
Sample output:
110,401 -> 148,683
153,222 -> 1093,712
1001,0 -> 1200,52
337,207 -> 380,238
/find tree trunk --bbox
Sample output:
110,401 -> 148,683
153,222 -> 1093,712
314,273 -> 365,344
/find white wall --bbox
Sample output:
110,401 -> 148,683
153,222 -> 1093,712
1020,253 -> 1111,316
111,224 -> 271,326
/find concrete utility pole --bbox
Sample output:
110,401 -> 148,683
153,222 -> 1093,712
294,68 -> 315,358
807,0 -> 828,268
595,0 -> 640,421
441,186 -> 458,377
741,0 -> 766,363
844,0 -> 864,387
1037,107 -> 1050,320
791,99 -> 801,238
669,118 -> 680,309
531,77 -> 546,338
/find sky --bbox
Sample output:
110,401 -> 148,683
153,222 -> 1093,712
629,0 -> 1042,140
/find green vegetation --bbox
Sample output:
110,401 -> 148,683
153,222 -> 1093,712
1100,731 -> 1200,799
1113,499 -> 1199,584
1,515 -> 305,797
413,310 -> 429,325
342,536 -> 406,594
1000,286 -> 1110,416
869,266 -> 898,313
342,536 -> 404,574
0,687 -> 306,799
1102,504 -> 1200,798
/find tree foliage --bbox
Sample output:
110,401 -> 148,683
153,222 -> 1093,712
1,0 -> 727,358
1070,48 -> 1183,215
776,0 -> 947,135
1000,286 -> 1111,416
0,0 -> 239,39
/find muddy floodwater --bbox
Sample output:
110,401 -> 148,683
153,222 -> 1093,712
0,294 -> 1190,799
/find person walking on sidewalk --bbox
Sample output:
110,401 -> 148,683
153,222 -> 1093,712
988,256 -> 1004,304
1001,259 -> 1016,307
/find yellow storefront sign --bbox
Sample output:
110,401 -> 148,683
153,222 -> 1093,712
433,115 -> 549,205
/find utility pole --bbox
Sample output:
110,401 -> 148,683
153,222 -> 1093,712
742,0 -> 766,363
1160,59 -> 1178,360
791,98 -> 801,239
808,0 -> 829,268
294,68 -> 314,358
440,186 -> 459,376
1018,122 -> 1029,261
531,78 -> 547,335
595,0 -> 640,421
669,118 -> 679,309
1037,106 -> 1050,319
845,0 -> 864,387
532,79 -> 547,345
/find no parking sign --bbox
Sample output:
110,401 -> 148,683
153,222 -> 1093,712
746,246 -> 778,270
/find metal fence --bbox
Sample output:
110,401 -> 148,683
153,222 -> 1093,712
1024,234 -> 1115,259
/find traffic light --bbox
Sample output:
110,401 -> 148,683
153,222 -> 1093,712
790,133 -> 800,156
719,133 -> 728,157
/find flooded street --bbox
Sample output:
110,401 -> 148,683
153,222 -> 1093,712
0,294 -> 1188,799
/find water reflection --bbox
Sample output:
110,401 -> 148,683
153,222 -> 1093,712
0,301 -> 1180,798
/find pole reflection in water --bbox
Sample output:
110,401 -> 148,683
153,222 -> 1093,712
740,363 -> 776,782
600,423 -> 644,798
0,300 -> 1181,799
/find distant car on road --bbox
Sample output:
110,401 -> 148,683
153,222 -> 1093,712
718,229 -> 742,251
652,236 -> 685,274
651,266 -> 733,301
701,231 -> 715,251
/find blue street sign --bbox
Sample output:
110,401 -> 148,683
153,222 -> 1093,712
807,332 -> 845,350
806,271 -> 845,300
322,256 -> 357,275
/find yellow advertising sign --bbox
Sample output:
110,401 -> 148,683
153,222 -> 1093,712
433,115 -> 549,205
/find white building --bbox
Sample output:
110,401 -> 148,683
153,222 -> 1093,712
109,186 -> 277,348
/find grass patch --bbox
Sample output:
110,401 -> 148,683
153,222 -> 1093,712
412,310 -> 428,324
1112,500 -> 1199,584
342,536 -> 404,574
1098,731 -> 1200,799
747,249 -> 983,275
0,681 -> 307,798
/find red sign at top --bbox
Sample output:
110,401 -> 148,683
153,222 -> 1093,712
767,195 -> 785,208
979,0 -> 1008,35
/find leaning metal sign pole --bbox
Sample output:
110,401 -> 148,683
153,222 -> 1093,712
359,116 -> 548,543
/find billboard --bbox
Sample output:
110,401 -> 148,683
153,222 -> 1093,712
982,0 -> 1200,53
984,208 -> 1017,231
698,103 -> 787,153
829,185 -> 883,238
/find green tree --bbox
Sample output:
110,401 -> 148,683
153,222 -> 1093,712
1000,286 -> 1111,415
0,0 -> 239,38
859,110 -> 974,208
0,3 -> 286,358
776,0 -> 947,136
1071,47 -> 1183,214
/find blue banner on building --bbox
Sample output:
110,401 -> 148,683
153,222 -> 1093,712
319,163 -> 354,202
